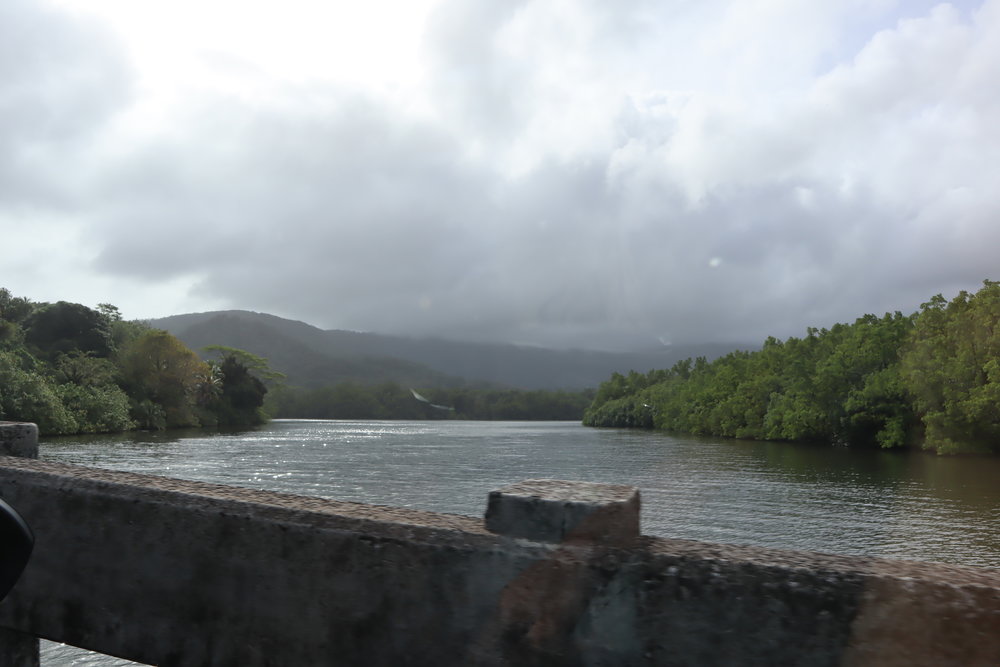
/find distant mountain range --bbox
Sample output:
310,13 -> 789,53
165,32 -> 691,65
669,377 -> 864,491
150,310 -> 752,390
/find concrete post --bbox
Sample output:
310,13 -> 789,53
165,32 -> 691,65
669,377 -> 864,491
0,422 -> 38,459
485,478 -> 640,545
0,422 -> 40,667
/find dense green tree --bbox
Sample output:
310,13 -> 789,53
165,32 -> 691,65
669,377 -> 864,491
901,281 -> 1000,454
0,350 -> 77,434
57,383 -> 135,433
586,310 -> 917,449
841,365 -> 914,449
198,346 -> 281,425
0,319 -> 19,346
0,289 -> 278,435
211,354 -> 269,426
118,330 -> 210,429
53,351 -> 118,387
97,303 -> 151,351
0,288 -> 34,325
202,345 -> 286,387
24,301 -> 114,360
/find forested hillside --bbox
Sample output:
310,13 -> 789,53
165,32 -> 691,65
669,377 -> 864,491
585,281 -> 1000,455
0,290 -> 597,428
152,311 -> 744,390
0,289 -> 270,435
160,312 -> 463,389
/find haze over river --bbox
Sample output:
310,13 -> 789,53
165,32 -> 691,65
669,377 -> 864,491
38,420 -> 1000,666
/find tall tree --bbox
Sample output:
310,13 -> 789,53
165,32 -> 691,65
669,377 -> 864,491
210,354 -> 269,426
24,301 -> 113,360
0,288 -> 34,325
119,330 -> 209,429
901,281 -> 1000,454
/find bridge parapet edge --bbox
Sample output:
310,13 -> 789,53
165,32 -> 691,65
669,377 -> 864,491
0,452 -> 996,665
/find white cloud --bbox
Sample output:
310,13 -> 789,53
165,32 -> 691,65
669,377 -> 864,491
1,0 -> 998,349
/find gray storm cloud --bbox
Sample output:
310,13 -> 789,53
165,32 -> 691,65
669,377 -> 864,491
1,0 -> 999,350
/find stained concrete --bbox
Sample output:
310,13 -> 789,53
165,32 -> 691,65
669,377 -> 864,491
0,628 -> 38,667
486,479 -> 640,545
0,423 -> 38,667
0,455 -> 997,666
0,423 -> 38,459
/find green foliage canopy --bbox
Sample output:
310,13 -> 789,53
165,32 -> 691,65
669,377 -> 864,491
207,353 -> 269,426
0,288 -> 283,434
586,281 -> 1000,455
118,330 -> 212,429
24,301 -> 114,360
900,281 -> 1000,454
0,349 -> 77,434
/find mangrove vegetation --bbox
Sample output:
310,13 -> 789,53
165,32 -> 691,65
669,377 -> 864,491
584,280 -> 1000,455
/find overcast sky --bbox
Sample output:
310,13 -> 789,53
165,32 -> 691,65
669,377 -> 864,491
2,0 -> 998,350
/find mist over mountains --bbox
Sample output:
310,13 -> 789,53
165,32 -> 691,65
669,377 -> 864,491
151,311 -> 750,390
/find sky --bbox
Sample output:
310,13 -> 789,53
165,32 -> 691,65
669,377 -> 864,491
2,0 -> 998,351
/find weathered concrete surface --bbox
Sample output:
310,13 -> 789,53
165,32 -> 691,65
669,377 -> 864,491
0,423 -> 39,667
0,628 -> 38,667
0,456 -> 998,666
486,479 -> 640,545
0,423 -> 38,459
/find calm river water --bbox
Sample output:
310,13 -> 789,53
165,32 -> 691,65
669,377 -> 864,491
36,419 -> 1000,666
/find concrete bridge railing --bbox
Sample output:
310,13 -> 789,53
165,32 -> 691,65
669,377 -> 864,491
1,421 -> 999,666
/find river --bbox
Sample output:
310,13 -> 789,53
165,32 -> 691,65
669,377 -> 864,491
35,419 -> 1000,666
